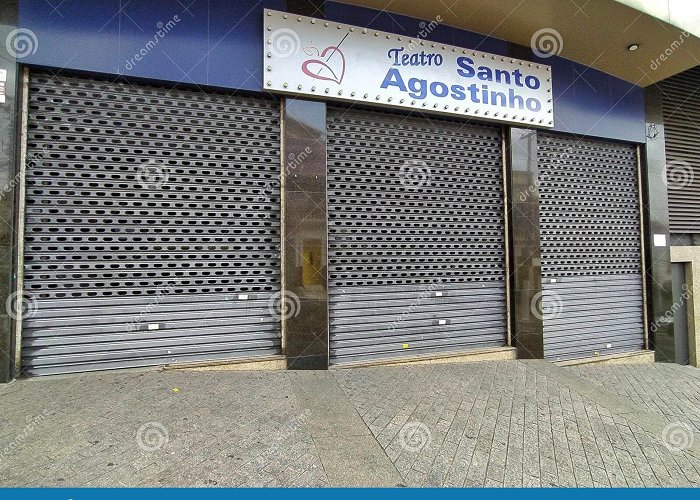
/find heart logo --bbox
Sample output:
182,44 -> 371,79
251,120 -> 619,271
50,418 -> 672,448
301,46 -> 346,84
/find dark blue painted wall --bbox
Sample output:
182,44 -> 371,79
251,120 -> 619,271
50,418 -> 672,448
18,0 -> 284,90
19,0 -> 645,142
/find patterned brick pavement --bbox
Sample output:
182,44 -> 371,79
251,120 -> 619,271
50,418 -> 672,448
566,363 -> 700,434
0,370 -> 327,487
0,360 -> 699,487
333,361 -> 700,487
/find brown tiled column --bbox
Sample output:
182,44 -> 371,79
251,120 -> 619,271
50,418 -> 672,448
507,128 -> 545,359
281,99 -> 328,369
280,1 -> 329,369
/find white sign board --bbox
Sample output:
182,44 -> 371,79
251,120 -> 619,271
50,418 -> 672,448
264,9 -> 553,126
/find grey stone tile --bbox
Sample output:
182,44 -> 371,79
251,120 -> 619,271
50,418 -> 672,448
3,360 -> 700,487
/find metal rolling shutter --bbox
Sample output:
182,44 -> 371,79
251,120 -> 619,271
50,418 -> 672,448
21,73 -> 282,375
538,133 -> 644,361
658,66 -> 700,234
327,107 -> 507,365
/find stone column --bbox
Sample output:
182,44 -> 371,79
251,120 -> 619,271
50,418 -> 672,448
0,0 -> 20,383
642,87 -> 676,363
508,128 -> 545,359
669,247 -> 700,367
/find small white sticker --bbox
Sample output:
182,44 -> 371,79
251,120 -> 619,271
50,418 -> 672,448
606,343 -> 612,348
238,294 -> 249,300
147,324 -> 160,331
0,69 -> 6,82
550,278 -> 557,283
653,234 -> 667,247
438,319 -> 447,325
435,291 -> 443,297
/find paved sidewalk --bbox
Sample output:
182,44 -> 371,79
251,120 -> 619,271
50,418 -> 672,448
566,363 -> 700,434
0,360 -> 699,487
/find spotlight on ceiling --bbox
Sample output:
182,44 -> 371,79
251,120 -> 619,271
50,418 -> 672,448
628,43 -> 639,51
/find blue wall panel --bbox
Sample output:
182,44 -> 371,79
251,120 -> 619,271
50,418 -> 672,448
18,0 -> 645,142
542,54 -> 645,142
19,0 -> 283,89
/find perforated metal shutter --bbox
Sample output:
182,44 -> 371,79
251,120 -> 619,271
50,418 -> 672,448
538,133 -> 644,361
327,107 -> 507,365
21,72 -> 282,375
658,66 -> 700,234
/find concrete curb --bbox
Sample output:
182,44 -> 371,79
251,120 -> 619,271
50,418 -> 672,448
554,350 -> 654,367
331,347 -> 517,369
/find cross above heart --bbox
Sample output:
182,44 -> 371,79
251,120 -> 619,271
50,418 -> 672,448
301,46 -> 346,84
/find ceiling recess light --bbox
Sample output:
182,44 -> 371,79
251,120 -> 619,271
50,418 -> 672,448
628,43 -> 639,51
